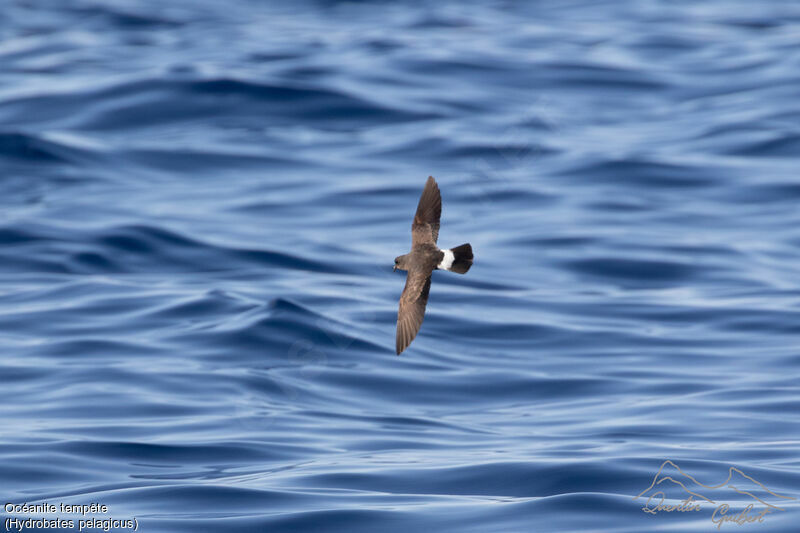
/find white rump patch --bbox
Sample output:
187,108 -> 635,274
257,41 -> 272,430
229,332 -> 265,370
437,249 -> 455,270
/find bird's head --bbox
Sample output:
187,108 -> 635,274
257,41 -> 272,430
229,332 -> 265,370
393,254 -> 409,272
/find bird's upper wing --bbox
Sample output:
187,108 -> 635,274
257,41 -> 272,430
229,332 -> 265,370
411,176 -> 441,246
396,269 -> 432,355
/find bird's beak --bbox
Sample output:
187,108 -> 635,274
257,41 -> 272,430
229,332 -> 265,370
393,265 -> 397,272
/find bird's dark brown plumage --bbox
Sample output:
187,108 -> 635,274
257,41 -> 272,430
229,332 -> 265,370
396,272 -> 432,355
412,176 -> 441,246
395,176 -> 472,354
396,177 -> 444,355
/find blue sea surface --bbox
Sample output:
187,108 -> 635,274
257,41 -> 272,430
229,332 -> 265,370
1,1 -> 799,531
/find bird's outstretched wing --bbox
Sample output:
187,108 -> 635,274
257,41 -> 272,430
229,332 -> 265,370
396,269 -> 432,355
411,176 -> 441,246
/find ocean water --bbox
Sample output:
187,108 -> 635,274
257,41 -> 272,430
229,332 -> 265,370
2,1 -> 800,531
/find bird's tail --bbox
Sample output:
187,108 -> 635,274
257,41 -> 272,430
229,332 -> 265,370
446,243 -> 473,274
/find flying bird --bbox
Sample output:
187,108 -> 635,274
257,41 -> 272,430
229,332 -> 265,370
394,176 -> 473,355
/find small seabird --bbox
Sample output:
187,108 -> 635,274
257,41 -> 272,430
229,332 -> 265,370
394,176 -> 473,355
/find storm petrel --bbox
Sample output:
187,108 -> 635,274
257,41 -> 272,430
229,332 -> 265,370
394,176 -> 473,355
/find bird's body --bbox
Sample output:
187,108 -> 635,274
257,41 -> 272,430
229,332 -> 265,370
394,176 -> 473,355
400,243 -> 442,274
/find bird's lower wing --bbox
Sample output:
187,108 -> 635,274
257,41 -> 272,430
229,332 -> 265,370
396,271 -> 432,355
412,176 -> 441,245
